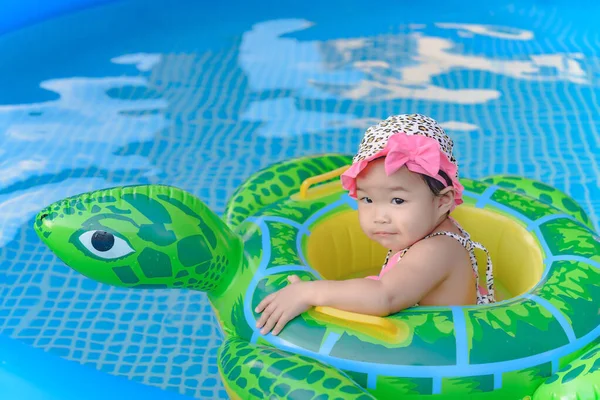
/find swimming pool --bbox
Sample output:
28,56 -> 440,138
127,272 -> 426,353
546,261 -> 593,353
1,0 -> 599,398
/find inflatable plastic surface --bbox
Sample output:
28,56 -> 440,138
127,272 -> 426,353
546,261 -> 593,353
34,155 -> 600,399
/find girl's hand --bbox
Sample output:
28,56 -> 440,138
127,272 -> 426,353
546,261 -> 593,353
255,275 -> 313,336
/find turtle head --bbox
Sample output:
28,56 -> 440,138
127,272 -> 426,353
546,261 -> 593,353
34,185 -> 243,294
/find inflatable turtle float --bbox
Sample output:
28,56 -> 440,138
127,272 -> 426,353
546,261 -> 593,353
34,154 -> 600,399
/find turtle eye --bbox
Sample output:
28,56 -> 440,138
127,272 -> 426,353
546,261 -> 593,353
78,230 -> 134,259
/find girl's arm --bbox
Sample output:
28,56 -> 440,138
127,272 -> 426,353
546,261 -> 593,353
256,236 -> 456,335
311,236 -> 455,315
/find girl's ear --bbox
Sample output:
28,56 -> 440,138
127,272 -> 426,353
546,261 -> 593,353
437,187 -> 455,215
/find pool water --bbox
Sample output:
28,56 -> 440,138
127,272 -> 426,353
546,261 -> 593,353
1,0 -> 599,398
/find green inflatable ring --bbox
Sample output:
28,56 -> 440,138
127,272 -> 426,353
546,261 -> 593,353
34,154 -> 600,399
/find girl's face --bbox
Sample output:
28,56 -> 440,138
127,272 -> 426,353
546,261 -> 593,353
355,158 -> 454,252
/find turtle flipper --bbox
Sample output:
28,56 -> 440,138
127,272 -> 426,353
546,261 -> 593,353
218,337 -> 376,400
224,154 -> 352,227
481,175 -> 593,229
532,342 -> 600,399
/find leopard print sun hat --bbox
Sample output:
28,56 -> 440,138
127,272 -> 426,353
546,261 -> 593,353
340,114 -> 464,210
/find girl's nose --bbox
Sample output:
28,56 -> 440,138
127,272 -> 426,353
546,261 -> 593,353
374,208 -> 391,224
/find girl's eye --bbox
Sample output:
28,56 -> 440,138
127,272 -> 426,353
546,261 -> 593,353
391,198 -> 405,205
360,197 -> 372,204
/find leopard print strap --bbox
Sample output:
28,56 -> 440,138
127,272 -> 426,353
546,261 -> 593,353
377,218 -> 496,305
423,227 -> 496,305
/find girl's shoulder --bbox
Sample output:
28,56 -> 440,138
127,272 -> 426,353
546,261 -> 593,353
399,227 -> 470,271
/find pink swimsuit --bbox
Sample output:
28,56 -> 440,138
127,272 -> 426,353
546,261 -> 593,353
366,218 -> 496,306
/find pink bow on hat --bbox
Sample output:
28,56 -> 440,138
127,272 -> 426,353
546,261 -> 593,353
385,133 -> 445,177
